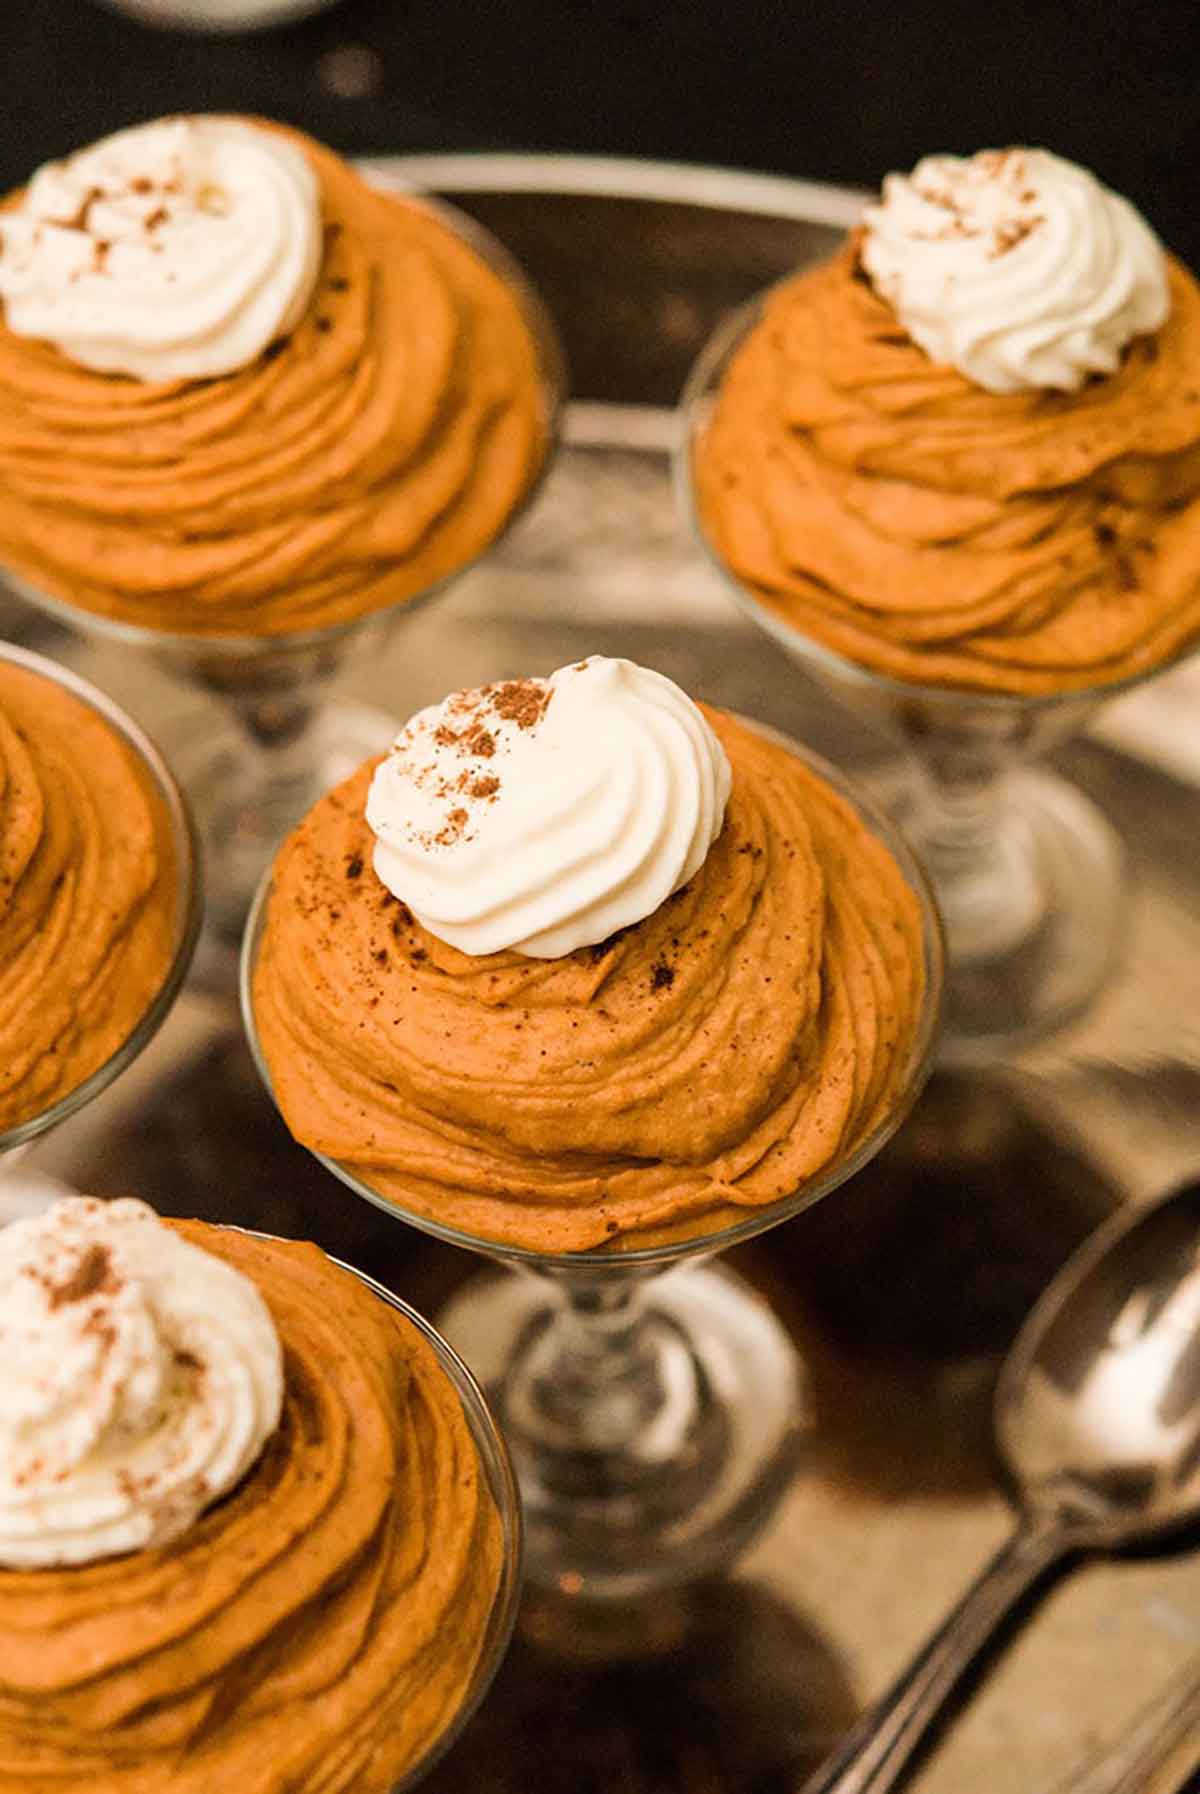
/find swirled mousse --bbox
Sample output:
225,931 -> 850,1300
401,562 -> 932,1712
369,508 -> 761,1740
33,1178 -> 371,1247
0,115 -> 550,635
0,660 -> 177,1134
693,147 -> 1200,694
0,1197 -> 504,1794
252,657 -> 928,1252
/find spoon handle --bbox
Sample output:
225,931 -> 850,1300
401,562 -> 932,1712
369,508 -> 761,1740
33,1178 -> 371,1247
800,1518 -> 1067,1794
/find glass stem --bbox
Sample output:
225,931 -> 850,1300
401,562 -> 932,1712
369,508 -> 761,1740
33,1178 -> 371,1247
224,683 -> 328,813
911,733 -> 1044,962
193,657 -> 344,942
502,1268 -> 708,1503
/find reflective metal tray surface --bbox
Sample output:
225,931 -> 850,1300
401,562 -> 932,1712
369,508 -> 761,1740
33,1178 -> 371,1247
12,155 -> 1200,1794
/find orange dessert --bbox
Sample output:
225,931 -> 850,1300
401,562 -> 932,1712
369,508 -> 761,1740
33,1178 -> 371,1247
0,1197 -> 505,1794
251,658 -> 929,1252
0,660 -> 179,1133
692,148 -> 1200,694
0,116 -> 552,636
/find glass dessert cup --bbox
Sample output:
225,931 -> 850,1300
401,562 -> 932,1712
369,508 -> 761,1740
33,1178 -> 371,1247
332,1255 -> 524,1790
0,641 -> 202,1216
4,194 -> 565,980
676,297 -> 1190,1065
240,728 -> 944,1602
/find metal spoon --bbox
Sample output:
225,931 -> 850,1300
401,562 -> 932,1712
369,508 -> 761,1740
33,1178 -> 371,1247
802,1178 -> 1200,1794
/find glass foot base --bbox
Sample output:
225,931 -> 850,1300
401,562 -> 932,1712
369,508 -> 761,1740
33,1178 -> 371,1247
439,1262 -> 809,1601
172,700 -> 397,990
935,769 -> 1125,1065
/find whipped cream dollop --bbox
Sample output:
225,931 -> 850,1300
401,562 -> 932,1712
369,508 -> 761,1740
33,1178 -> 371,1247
0,116 -> 322,381
366,657 -> 732,958
860,147 -> 1169,393
0,1197 -> 284,1568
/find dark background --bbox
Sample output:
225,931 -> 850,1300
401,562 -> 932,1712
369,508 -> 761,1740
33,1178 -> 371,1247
5,0 -> 1199,269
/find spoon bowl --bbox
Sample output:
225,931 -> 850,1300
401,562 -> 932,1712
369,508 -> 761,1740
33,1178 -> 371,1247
804,1177 -> 1200,1794
997,1179 -> 1200,1544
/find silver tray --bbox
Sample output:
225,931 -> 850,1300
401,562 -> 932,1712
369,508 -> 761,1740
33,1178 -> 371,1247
14,155 -> 1200,1794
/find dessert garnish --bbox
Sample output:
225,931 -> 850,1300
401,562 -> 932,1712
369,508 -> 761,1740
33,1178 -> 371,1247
366,657 -> 732,957
0,1197 -> 283,1567
860,147 -> 1169,392
0,116 -> 322,380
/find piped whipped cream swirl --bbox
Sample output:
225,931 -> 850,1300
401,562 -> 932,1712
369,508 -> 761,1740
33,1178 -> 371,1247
366,657 -> 732,958
0,1197 -> 284,1568
860,147 -> 1169,393
0,116 -> 322,381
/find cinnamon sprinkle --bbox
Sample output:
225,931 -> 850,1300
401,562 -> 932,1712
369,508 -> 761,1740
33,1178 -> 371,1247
991,215 -> 1041,257
390,677 -> 555,850
44,1244 -> 118,1310
461,723 -> 496,758
435,807 -> 469,846
488,679 -> 551,730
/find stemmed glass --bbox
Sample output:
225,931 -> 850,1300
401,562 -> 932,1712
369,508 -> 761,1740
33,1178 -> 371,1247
0,641 -> 202,1217
337,1260 -> 524,1790
676,296 -> 1187,1064
240,725 -> 943,1601
4,196 -> 564,972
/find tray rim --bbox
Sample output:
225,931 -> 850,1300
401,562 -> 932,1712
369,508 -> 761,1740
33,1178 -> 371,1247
358,149 -> 867,230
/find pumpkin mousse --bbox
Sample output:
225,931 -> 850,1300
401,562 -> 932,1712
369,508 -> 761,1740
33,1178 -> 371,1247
0,1196 -> 505,1793
0,115 -> 552,636
250,656 -> 930,1253
0,658 -> 180,1135
691,148 -> 1200,695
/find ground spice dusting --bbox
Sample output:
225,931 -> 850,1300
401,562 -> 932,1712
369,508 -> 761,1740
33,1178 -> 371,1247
650,960 -> 676,992
462,723 -> 496,758
991,215 -> 1041,257
431,718 -> 496,758
45,1244 -> 117,1310
385,676 -> 557,858
434,807 -> 469,846
81,1310 -> 116,1350
488,679 -> 551,730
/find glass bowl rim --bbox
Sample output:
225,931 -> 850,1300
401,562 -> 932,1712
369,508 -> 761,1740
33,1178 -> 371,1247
238,713 -> 946,1273
293,1231 -> 523,1790
0,639 -> 203,1154
4,183 -> 567,657
674,280 -> 1200,715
